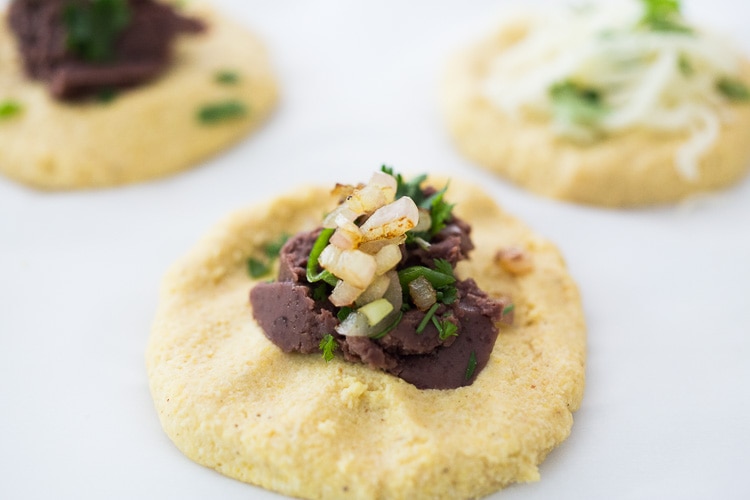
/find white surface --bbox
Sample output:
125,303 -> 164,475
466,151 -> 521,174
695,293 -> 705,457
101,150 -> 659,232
1,1 -> 749,499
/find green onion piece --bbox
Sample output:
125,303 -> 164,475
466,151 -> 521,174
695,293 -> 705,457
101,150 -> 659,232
215,70 -> 240,85
319,334 -> 337,363
398,266 -> 456,290
717,77 -> 750,102
0,100 -> 22,120
247,258 -> 271,278
416,303 -> 440,334
306,228 -> 336,284
465,351 -> 478,380
370,311 -> 403,340
197,100 -> 247,124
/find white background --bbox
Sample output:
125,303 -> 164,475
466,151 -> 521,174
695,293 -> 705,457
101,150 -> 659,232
1,1 -> 749,499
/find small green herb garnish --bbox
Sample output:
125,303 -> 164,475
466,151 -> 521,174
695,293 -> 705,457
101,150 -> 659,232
64,0 -> 132,62
198,100 -> 248,124
215,70 -> 240,85
678,54 -> 694,77
306,228 -> 338,286
550,80 -> 607,128
502,303 -> 516,316
716,77 -> 750,102
639,0 -> 692,33
416,303 -> 440,334
96,87 -> 119,103
398,265 -> 456,290
247,233 -> 290,279
337,306 -> 353,322
319,334 -> 337,362
312,283 -> 329,302
0,100 -> 22,120
434,316 -> 458,341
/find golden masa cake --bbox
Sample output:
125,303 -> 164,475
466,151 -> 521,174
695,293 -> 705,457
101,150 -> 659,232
146,178 -> 586,499
0,1 -> 277,189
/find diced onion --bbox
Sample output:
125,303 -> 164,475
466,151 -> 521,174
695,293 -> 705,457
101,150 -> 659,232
359,235 -> 406,254
408,275 -> 437,311
374,244 -> 402,275
413,208 -> 432,233
329,279 -> 364,307
356,274 -> 391,306
318,245 -> 376,289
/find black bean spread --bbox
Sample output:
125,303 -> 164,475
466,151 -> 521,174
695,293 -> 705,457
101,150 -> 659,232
250,170 -> 514,390
8,0 -> 204,100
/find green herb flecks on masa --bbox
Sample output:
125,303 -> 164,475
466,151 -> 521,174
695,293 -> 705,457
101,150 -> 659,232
247,233 -> 290,279
550,80 -> 607,129
215,70 -> 240,85
64,0 -> 132,62
198,100 -> 248,124
0,100 -> 23,120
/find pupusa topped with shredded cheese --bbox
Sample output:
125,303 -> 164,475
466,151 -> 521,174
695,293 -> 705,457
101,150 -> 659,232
482,0 -> 750,181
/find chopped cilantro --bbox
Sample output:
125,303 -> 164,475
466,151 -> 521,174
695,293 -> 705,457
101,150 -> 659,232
678,54 -> 693,77
639,0 -> 692,33
716,77 -> 750,102
215,70 -> 240,85
0,100 -> 22,120
96,87 -> 118,103
246,234 -> 289,279
434,316 -> 458,341
436,286 -> 457,305
370,311 -> 404,340
416,303 -> 440,334
247,258 -> 270,278
502,303 -> 516,315
312,283 -> 329,302
64,0 -> 132,62
319,334 -> 337,362
432,259 -> 454,278
197,100 -> 247,124
550,80 -> 607,128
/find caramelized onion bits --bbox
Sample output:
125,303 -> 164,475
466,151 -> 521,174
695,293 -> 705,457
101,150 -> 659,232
408,275 -> 437,311
359,197 -> 419,241
318,245 -> 376,289
495,247 -> 534,276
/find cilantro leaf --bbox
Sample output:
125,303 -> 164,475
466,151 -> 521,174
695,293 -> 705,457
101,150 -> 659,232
717,77 -> 750,102
0,100 -> 22,120
319,334 -> 337,362
639,0 -> 692,33
64,0 -> 132,62
432,259 -> 454,278
435,317 -> 458,341
550,80 -> 607,128
503,303 -> 516,315
247,234 -> 289,279
247,258 -> 271,278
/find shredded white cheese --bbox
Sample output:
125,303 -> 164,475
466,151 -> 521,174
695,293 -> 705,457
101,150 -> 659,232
482,0 -> 746,181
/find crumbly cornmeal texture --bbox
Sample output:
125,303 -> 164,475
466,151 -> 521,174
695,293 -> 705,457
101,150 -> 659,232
442,20 -> 750,207
0,2 -> 277,190
146,178 -> 586,500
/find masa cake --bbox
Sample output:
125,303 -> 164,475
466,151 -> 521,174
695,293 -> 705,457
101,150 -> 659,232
442,0 -> 750,207
0,0 -> 277,189
146,176 -> 586,499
